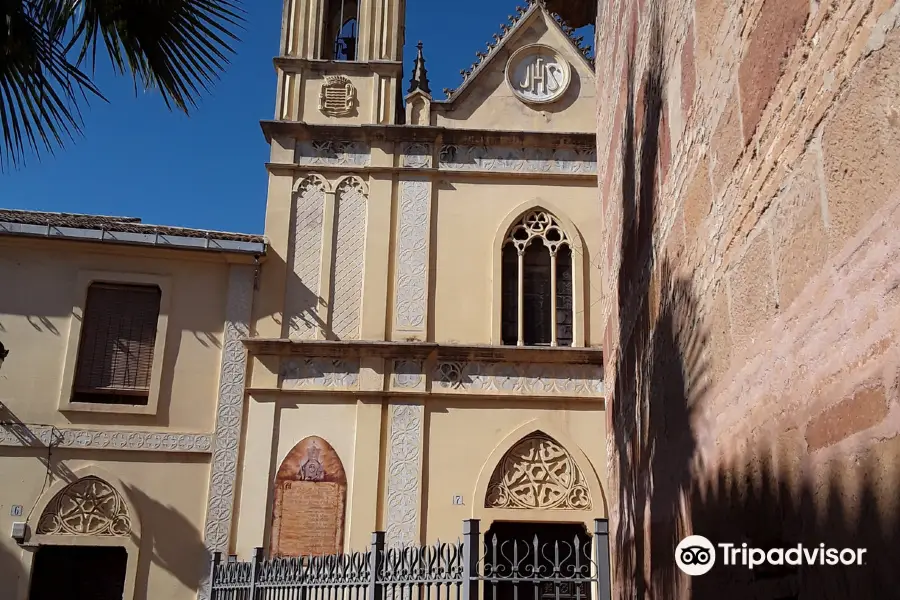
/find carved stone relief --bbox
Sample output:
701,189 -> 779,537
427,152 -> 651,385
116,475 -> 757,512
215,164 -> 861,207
203,265 -> 254,555
287,176 -> 326,340
392,360 -> 424,389
281,358 -> 360,390
506,44 -> 572,105
319,75 -> 357,117
434,361 -> 603,396
37,476 -> 132,536
401,142 -> 433,168
331,178 -> 367,340
394,178 -> 430,331
438,145 -> 596,174
385,404 -> 424,547
485,431 -> 592,510
271,436 -> 347,557
295,141 -> 371,167
0,424 -> 211,453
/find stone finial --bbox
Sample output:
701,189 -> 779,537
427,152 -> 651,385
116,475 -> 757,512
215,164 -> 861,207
408,41 -> 432,95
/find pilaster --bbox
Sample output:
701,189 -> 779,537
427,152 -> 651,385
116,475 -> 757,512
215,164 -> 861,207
391,143 -> 434,341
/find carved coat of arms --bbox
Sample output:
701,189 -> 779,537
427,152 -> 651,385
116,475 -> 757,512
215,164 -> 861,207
319,75 -> 356,117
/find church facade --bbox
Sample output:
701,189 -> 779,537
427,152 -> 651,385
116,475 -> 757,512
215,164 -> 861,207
0,1 -> 607,599
228,0 -> 607,560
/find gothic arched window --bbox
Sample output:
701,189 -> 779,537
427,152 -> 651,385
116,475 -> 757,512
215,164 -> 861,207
501,210 -> 574,347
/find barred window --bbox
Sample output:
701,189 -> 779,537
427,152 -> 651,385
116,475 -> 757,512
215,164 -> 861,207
72,283 -> 161,405
501,210 -> 574,347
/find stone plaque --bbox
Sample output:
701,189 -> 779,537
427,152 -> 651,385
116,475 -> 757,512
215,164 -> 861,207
505,44 -> 571,105
270,436 -> 347,557
272,481 -> 346,557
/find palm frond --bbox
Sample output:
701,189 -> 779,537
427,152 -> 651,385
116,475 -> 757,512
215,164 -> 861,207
68,0 -> 245,113
0,1 -> 103,169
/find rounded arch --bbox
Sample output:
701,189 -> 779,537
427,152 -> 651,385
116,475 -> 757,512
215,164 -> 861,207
491,199 -> 587,347
293,173 -> 332,194
472,419 -> 607,523
27,465 -> 142,600
271,436 -> 348,558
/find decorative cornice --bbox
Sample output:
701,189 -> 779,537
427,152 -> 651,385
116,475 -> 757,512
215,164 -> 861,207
261,121 -> 596,147
244,339 -> 604,366
0,424 -> 213,453
272,57 -> 404,75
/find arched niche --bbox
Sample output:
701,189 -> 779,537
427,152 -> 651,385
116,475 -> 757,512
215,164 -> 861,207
270,436 -> 347,557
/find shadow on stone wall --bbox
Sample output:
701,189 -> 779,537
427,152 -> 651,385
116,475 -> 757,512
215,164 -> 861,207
0,541 -> 26,596
609,2 -> 899,598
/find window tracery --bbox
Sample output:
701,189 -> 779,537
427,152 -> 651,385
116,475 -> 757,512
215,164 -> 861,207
36,476 -> 132,536
501,209 -> 574,347
485,431 -> 592,510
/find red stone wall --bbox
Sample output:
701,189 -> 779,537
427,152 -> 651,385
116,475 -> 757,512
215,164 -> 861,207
596,0 -> 900,595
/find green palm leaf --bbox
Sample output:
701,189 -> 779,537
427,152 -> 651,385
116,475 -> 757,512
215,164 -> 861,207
0,0 -> 244,169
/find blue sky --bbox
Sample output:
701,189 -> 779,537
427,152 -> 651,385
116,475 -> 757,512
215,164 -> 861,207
2,1 -> 593,235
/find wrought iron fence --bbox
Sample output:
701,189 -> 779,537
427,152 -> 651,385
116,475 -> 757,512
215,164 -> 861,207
209,519 -> 611,600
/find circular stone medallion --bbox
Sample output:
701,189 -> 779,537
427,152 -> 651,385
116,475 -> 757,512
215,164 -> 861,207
506,44 -> 571,105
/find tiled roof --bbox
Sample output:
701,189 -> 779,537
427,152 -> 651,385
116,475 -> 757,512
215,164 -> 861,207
0,209 -> 266,244
441,0 -> 596,100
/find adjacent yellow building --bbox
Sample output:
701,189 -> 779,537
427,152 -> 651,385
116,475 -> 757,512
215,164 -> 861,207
0,1 -> 606,599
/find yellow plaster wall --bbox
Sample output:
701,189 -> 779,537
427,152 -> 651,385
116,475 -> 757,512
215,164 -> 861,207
422,401 -> 608,543
0,451 -> 211,600
432,179 -> 603,345
0,239 -> 230,432
434,15 -> 597,133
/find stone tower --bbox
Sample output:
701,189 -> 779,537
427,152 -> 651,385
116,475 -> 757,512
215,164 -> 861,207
273,0 -> 406,125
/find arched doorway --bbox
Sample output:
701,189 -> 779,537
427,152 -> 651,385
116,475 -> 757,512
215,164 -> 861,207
479,430 -> 599,600
28,475 -> 136,600
270,436 -> 347,557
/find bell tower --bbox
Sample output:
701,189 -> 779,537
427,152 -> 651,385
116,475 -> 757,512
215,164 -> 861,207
274,0 -> 407,124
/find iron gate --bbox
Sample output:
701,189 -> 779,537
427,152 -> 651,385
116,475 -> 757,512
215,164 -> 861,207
209,519 -> 611,600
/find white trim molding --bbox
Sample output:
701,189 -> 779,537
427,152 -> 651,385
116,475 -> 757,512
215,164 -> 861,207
0,424 -> 212,453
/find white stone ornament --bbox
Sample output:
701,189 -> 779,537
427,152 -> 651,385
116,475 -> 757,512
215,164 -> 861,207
506,44 -> 571,105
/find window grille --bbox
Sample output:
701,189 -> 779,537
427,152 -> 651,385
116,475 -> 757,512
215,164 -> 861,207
501,210 -> 574,347
72,283 -> 161,405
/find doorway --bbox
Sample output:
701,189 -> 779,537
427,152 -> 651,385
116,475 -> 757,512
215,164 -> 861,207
483,522 -> 592,600
29,545 -> 127,600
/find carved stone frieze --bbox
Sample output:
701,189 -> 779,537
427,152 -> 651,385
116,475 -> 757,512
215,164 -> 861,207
385,403 -> 424,547
434,361 -> 603,396
0,424 -> 212,453
319,75 -> 357,117
438,145 -> 596,174
394,178 -> 430,331
401,143 -> 433,168
37,476 -> 133,536
203,265 -> 254,556
392,360 -> 424,389
295,141 -> 371,167
485,432 -> 592,510
281,358 -> 361,390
